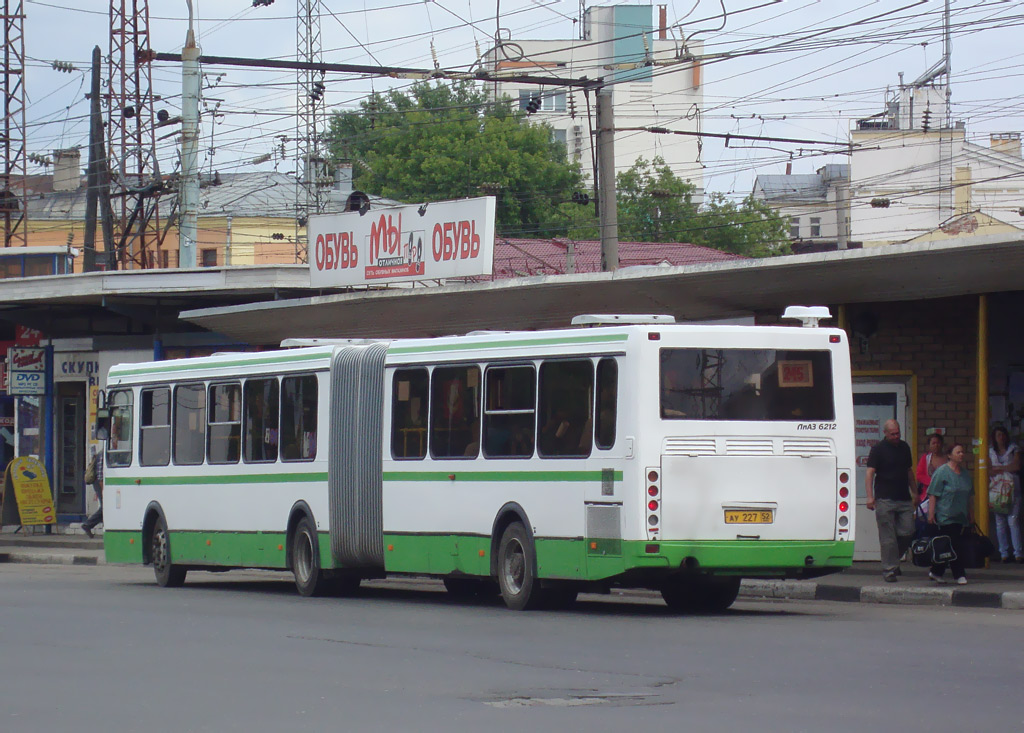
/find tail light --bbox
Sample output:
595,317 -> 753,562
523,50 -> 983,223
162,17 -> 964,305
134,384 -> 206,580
646,467 -> 661,539
837,469 -> 852,537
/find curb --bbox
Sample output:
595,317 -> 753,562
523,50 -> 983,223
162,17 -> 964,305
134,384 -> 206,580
740,579 -> 1022,610
0,551 -> 103,566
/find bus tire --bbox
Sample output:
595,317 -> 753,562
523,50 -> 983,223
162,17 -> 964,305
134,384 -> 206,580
443,577 -> 499,600
292,516 -> 327,597
151,516 -> 187,588
661,577 -> 740,613
497,522 -> 543,611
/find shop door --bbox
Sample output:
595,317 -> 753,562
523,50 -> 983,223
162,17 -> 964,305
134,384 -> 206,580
852,383 -> 908,560
56,382 -> 87,516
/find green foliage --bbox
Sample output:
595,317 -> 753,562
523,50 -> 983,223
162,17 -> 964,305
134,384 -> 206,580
327,81 -> 585,237
616,157 -> 789,257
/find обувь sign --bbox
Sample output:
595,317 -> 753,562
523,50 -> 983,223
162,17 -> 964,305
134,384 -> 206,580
308,196 -> 495,287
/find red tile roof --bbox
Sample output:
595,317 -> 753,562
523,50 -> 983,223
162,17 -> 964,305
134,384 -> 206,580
470,238 -> 744,280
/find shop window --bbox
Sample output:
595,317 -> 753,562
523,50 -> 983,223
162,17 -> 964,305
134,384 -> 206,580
483,365 -> 535,459
106,389 -> 134,467
140,387 -> 171,466
538,360 -> 594,458
244,378 -> 279,463
430,365 -> 481,459
595,358 -> 618,449
208,383 -> 241,464
391,368 -> 429,460
173,384 -> 206,465
281,374 -> 317,461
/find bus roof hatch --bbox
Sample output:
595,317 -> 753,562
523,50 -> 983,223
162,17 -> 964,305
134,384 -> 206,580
571,314 -> 676,327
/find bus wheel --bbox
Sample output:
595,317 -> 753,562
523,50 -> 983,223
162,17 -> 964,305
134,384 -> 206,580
700,577 -> 741,612
443,577 -> 498,600
292,516 -> 327,597
151,517 -> 186,588
497,522 -> 542,611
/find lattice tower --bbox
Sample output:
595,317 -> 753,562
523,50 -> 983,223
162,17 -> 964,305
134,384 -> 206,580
107,0 -> 164,269
2,0 -> 27,248
295,0 -> 327,264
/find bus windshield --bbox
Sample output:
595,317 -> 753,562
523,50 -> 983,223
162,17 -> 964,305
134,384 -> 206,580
660,347 -> 835,421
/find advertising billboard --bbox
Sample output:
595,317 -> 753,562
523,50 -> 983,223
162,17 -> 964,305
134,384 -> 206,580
308,196 -> 495,287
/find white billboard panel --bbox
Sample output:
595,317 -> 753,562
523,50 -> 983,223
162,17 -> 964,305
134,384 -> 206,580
308,196 -> 495,287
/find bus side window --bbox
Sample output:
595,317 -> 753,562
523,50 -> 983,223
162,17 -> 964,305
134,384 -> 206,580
595,358 -> 618,450
140,387 -> 171,467
281,374 -> 317,462
538,360 -> 594,458
391,368 -> 428,460
430,365 -> 481,459
106,389 -> 134,467
483,365 -> 535,459
173,384 -> 206,465
244,378 -> 279,463
208,383 -> 241,464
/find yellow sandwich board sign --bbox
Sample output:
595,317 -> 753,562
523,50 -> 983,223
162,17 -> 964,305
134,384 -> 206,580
2,457 -> 56,525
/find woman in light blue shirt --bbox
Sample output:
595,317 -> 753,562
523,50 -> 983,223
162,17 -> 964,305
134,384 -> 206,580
926,443 -> 973,584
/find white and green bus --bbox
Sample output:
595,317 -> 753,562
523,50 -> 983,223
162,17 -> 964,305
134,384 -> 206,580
100,308 -> 854,611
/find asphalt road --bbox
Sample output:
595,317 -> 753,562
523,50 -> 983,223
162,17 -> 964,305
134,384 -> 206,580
1,564 -> 1021,733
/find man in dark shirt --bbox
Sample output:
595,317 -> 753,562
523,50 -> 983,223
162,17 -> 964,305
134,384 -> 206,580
865,419 -> 916,582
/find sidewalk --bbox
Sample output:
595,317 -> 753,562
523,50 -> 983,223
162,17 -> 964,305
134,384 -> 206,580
2,527 -> 1022,610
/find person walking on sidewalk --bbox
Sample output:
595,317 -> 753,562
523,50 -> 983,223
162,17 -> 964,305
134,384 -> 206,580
926,442 -> 973,584
988,427 -> 1023,563
81,450 -> 103,539
865,419 -> 916,582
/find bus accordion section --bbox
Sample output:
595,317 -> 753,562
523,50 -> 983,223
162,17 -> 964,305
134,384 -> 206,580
99,310 -> 853,612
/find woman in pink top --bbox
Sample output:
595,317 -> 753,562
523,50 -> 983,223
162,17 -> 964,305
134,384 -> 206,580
916,434 -> 947,503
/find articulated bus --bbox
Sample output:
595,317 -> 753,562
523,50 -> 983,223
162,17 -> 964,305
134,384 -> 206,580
100,308 -> 854,611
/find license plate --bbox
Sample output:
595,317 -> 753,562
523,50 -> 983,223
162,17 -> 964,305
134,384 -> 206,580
724,509 -> 774,524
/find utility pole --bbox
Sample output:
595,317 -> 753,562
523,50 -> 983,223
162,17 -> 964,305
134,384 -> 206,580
83,47 -> 103,271
2,0 -> 27,248
595,86 -> 619,272
178,10 -> 200,269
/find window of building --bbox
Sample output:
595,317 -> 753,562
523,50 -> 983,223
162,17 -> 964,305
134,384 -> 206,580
809,217 -> 822,237
173,384 -> 206,465
518,88 -> 566,113
201,248 -> 218,267
208,383 -> 241,464
551,128 -> 568,148
595,358 -> 618,449
789,217 -> 800,239
281,374 -> 318,461
430,365 -> 481,459
140,387 -> 171,466
391,368 -> 429,460
538,360 -> 594,458
244,378 -> 279,463
483,365 -> 535,459
106,389 -> 134,467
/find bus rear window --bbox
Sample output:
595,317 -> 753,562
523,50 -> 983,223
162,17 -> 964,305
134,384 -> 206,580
660,348 -> 835,421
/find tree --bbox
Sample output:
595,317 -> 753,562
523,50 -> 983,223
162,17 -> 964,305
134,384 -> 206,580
327,81 -> 585,237
615,157 -> 789,256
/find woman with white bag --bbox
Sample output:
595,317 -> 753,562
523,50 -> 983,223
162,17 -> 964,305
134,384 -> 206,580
989,426 -> 1022,563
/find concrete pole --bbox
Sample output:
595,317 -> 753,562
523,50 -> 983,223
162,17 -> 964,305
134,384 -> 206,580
83,46 -> 102,272
225,214 -> 232,266
179,17 -> 201,269
595,86 -> 619,272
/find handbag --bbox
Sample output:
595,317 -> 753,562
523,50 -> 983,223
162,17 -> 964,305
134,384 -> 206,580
959,523 -> 996,569
988,472 -> 1014,515
84,455 -> 97,485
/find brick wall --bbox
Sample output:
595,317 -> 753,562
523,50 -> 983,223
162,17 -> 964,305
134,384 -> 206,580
846,296 -> 978,463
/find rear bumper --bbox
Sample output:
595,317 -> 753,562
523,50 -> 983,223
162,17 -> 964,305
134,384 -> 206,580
624,539 -> 854,579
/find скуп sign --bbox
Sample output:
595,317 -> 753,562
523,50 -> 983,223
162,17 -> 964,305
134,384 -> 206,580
308,196 -> 495,288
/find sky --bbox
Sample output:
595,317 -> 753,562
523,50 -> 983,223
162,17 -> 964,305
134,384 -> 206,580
18,0 -> 1024,200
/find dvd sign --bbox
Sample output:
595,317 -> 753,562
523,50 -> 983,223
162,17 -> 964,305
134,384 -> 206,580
309,196 -> 495,287
11,371 -> 45,395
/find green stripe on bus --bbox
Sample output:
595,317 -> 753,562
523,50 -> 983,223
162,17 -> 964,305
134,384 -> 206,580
105,472 -> 328,486
388,333 -> 629,356
382,470 -> 623,482
110,350 -> 329,377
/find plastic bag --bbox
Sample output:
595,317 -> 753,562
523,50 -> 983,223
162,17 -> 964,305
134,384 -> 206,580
989,473 -> 1014,515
